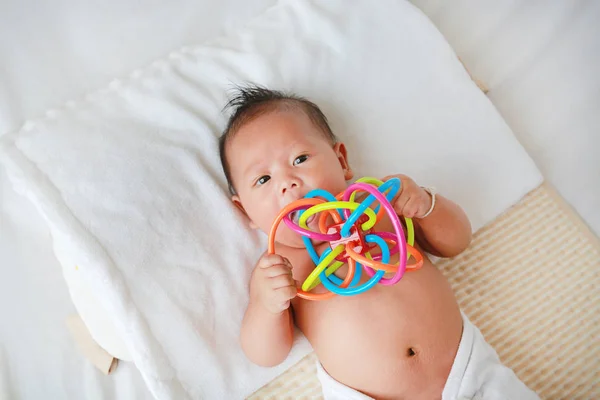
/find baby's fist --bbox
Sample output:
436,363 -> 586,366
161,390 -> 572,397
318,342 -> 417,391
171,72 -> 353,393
250,253 -> 297,314
383,174 -> 432,219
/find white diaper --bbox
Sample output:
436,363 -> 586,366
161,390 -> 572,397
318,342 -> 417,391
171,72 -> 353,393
316,313 -> 540,400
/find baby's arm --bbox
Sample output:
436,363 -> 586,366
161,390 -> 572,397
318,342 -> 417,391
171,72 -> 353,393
240,253 -> 296,367
384,174 -> 472,258
411,193 -> 472,258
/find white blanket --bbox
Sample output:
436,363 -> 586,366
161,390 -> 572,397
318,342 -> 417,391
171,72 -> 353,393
0,0 -> 542,398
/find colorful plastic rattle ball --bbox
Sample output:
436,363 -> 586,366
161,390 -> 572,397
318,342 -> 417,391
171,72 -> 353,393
268,177 -> 423,301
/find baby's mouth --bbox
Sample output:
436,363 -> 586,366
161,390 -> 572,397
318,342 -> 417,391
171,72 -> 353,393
291,210 -> 316,226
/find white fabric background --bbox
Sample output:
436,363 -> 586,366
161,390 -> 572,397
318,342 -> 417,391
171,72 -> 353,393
1,1 -> 275,399
411,0 -> 600,236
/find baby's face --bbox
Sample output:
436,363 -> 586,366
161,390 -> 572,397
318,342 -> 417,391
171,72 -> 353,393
228,110 -> 353,247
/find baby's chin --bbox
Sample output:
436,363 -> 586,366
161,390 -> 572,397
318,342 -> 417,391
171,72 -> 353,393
270,225 -> 325,251
274,232 -> 311,249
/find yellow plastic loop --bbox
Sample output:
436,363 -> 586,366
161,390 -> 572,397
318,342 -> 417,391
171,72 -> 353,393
299,201 -> 378,232
305,260 -> 345,291
404,217 -> 415,248
302,244 -> 345,291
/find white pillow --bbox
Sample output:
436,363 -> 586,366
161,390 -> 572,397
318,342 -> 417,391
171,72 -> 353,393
0,0 -> 542,397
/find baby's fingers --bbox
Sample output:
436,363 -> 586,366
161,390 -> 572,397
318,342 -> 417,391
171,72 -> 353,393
393,192 -> 411,216
270,274 -> 296,290
258,254 -> 290,268
274,284 -> 297,300
262,264 -> 293,278
402,196 -> 422,218
270,285 -> 297,312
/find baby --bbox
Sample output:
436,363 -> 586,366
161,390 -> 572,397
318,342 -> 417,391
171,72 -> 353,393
219,85 -> 538,400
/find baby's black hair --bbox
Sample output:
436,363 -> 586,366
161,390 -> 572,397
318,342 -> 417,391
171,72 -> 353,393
219,84 -> 337,194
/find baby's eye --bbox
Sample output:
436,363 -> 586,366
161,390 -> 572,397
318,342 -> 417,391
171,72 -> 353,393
293,155 -> 309,166
256,175 -> 270,186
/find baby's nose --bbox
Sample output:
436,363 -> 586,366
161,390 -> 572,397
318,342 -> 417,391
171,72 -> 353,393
281,177 -> 302,195
282,181 -> 298,194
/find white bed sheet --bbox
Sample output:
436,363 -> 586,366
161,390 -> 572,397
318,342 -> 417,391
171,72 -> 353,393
0,173 -> 149,398
0,0 -> 275,398
411,0 -> 600,236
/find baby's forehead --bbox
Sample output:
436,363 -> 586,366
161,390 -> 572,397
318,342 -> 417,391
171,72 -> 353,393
237,104 -> 310,131
229,108 -> 318,145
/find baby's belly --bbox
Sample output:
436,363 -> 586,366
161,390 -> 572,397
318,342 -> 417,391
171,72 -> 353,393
293,262 -> 463,400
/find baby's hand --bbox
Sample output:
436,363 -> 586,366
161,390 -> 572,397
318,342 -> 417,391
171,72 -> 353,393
250,253 -> 297,314
383,174 -> 432,218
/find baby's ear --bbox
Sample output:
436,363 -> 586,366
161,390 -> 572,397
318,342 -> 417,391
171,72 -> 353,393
232,195 -> 259,229
334,142 -> 354,181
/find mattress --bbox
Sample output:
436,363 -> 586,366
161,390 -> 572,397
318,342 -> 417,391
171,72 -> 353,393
250,183 -> 600,400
